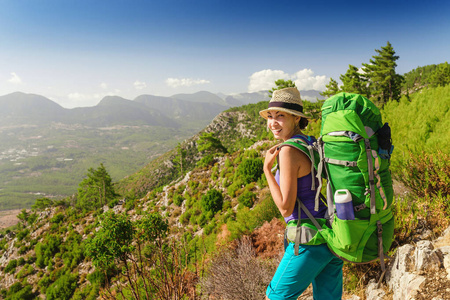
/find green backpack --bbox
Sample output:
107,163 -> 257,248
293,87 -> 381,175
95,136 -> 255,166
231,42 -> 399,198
281,92 -> 394,273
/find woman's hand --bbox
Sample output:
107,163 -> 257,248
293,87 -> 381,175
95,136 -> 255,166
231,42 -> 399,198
264,144 -> 281,174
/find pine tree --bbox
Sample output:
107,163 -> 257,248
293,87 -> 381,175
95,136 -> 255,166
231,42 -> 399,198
362,41 -> 403,104
340,65 -> 369,97
320,78 -> 340,98
430,62 -> 450,87
77,163 -> 117,210
268,79 -> 296,98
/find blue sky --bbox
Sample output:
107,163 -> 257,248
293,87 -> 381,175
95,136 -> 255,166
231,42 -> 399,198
1,0 -> 449,108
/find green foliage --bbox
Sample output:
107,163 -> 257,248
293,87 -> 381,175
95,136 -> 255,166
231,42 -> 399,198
236,157 -> 264,185
4,259 -> 17,274
50,212 -> 65,223
173,194 -> 184,206
5,282 -> 35,300
382,84 -> 450,190
201,189 -> 224,214
46,273 -> 78,300
16,228 -> 30,242
197,132 -> 228,154
35,234 -> 62,269
340,64 -> 369,97
227,194 -> 281,240
321,78 -> 339,98
268,79 -> 296,98
238,190 -> 256,208
135,211 -> 169,243
85,211 -> 134,269
402,63 -> 441,91
430,62 -> 450,87
32,197 -> 54,210
77,163 -> 118,211
362,41 -> 403,104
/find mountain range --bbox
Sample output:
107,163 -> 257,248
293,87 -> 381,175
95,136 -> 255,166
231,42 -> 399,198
0,89 -> 324,127
0,89 -> 323,210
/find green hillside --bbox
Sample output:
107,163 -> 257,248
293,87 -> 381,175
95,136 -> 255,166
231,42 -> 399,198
0,81 -> 449,299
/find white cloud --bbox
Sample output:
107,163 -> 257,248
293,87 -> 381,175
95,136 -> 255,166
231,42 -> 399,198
100,82 -> 108,89
134,80 -> 147,90
165,78 -> 210,88
248,68 -> 329,92
8,72 -> 22,84
293,69 -> 328,91
248,69 -> 289,93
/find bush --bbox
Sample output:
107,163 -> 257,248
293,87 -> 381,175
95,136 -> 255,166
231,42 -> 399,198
236,157 -> 264,185
398,151 -> 449,197
5,282 -> 35,300
46,273 -> 78,300
174,194 -> 184,206
4,259 -> 17,274
50,213 -> 65,224
201,189 -> 224,214
200,236 -> 277,299
238,190 -> 256,208
227,179 -> 243,197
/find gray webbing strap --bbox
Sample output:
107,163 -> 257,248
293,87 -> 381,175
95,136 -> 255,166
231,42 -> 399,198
372,150 -> 388,210
324,157 -> 358,167
307,145 -> 316,191
364,139 -> 377,215
294,200 -> 302,255
377,220 -> 387,286
300,202 -> 323,231
293,199 -> 323,256
314,137 -> 324,211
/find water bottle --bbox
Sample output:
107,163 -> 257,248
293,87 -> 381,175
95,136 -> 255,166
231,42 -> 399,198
334,189 -> 355,220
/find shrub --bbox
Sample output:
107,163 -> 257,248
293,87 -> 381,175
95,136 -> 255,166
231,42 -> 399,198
200,236 -> 277,299
174,194 -> 184,206
46,273 -> 78,300
398,151 -> 449,197
236,157 -> 264,185
4,259 -> 17,274
50,212 -> 65,224
238,190 -> 256,208
5,282 -> 35,300
201,189 -> 224,214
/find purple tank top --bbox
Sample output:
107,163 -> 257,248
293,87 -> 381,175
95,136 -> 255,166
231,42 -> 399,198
275,161 -> 327,224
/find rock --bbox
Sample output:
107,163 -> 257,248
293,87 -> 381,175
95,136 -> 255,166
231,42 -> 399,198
444,255 -> 450,280
366,279 -> 385,300
414,240 -> 442,274
386,244 -> 426,300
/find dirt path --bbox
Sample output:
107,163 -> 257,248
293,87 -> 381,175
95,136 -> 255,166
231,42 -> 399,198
0,209 -> 21,230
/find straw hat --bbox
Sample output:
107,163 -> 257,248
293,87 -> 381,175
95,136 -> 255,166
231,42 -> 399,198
259,87 -> 309,119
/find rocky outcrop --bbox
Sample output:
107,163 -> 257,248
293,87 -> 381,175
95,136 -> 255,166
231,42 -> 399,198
366,226 -> 450,300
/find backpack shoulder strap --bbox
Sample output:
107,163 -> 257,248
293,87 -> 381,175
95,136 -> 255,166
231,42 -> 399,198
279,136 -> 317,192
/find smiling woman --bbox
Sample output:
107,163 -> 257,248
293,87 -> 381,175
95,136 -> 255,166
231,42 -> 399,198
259,87 -> 343,300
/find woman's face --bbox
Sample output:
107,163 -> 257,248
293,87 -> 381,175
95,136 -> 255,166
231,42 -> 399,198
266,111 -> 300,141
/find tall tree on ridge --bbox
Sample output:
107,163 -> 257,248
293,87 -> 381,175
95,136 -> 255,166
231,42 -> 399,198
362,41 -> 403,104
340,65 -> 369,97
320,78 -> 340,98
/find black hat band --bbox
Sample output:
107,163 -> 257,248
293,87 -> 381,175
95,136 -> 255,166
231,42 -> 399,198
268,101 -> 303,113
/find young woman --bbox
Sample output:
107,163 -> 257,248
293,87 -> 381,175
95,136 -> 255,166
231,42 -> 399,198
259,87 -> 343,300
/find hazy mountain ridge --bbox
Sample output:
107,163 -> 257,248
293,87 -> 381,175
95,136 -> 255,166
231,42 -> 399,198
0,83 -> 449,299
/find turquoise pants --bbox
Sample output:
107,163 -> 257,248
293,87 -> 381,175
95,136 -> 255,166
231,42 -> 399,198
266,243 -> 343,300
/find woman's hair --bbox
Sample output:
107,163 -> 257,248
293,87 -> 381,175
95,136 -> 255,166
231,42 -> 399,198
298,117 -> 309,130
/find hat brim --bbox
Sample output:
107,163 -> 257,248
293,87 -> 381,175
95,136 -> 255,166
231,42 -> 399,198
259,107 -> 310,120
